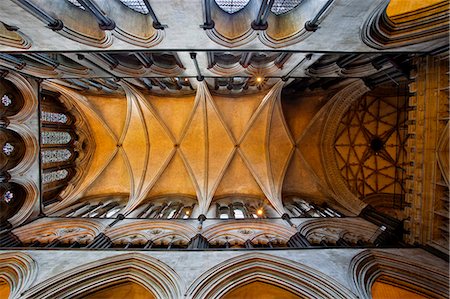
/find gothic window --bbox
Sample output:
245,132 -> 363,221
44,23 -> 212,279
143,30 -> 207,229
2,190 -> 13,203
233,203 -> 246,219
271,0 -> 303,15
284,197 -> 342,218
2,142 -> 14,156
41,111 -> 68,124
216,200 -> 266,219
41,149 -> 72,164
66,0 -> 85,10
0,79 -> 25,117
1,94 -> 11,107
40,91 -> 79,206
42,169 -> 69,184
105,205 -> 123,218
41,131 -> 72,145
0,128 -> 26,171
118,0 -> 149,14
214,0 -> 250,14
218,206 -> 230,219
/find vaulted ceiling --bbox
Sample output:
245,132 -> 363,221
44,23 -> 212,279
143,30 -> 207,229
44,79 -> 334,216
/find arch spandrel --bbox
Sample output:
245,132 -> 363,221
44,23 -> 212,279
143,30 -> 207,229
186,252 -> 356,299
22,253 -> 183,299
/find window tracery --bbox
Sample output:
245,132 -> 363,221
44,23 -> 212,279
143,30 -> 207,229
136,201 -> 195,219
271,0 -> 303,15
41,149 -> 72,164
214,0 -> 250,14
1,94 -> 12,107
66,0 -> 85,10
2,142 -> 14,156
41,131 -> 72,145
215,200 -> 266,219
41,111 -> 68,124
42,169 -> 69,184
3,190 -> 13,203
284,197 -> 342,218
118,0 -> 149,14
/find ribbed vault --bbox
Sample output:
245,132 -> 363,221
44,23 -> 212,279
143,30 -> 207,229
44,79 -> 381,216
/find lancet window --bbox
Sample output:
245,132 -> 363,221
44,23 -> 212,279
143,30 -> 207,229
135,199 -> 195,219
119,0 -> 149,14
271,0 -> 303,15
214,0 -> 250,14
284,197 -> 342,218
40,91 -> 78,207
215,199 -> 267,219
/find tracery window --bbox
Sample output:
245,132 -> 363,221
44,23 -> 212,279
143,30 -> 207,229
42,169 -> 69,184
136,200 -> 195,219
41,131 -> 72,145
2,190 -> 13,203
1,94 -> 11,107
216,200 -> 266,219
41,149 -> 72,164
2,142 -> 14,156
66,0 -> 85,10
284,197 -> 342,218
41,111 -> 68,124
40,91 -> 78,206
214,0 -> 250,14
118,0 -> 149,14
271,0 -> 303,15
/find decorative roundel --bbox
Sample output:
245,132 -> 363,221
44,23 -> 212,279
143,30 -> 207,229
0,182 -> 26,222
0,79 -> 25,117
0,128 -> 25,171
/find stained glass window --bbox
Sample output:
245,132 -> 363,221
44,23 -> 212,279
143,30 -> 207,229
42,169 -> 69,184
41,131 -> 72,145
1,94 -> 12,107
119,0 -> 149,14
42,149 -> 72,164
3,190 -> 13,203
41,111 -> 68,124
2,142 -> 14,155
271,0 -> 302,15
214,0 -> 250,14
66,0 -> 85,10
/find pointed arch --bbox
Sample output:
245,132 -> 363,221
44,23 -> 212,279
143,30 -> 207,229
348,250 -> 449,299
22,253 -> 183,299
0,252 -> 37,299
186,252 -> 356,299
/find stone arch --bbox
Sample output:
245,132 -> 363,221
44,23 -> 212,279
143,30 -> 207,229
361,0 -> 449,50
6,123 -> 38,175
13,218 -> 105,245
105,220 -> 198,246
186,252 -> 356,299
297,218 -> 379,245
348,250 -> 449,299
202,220 -> 296,247
22,253 -> 183,299
320,79 -> 370,215
2,72 -> 37,123
0,252 -> 37,299
6,178 -> 38,228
